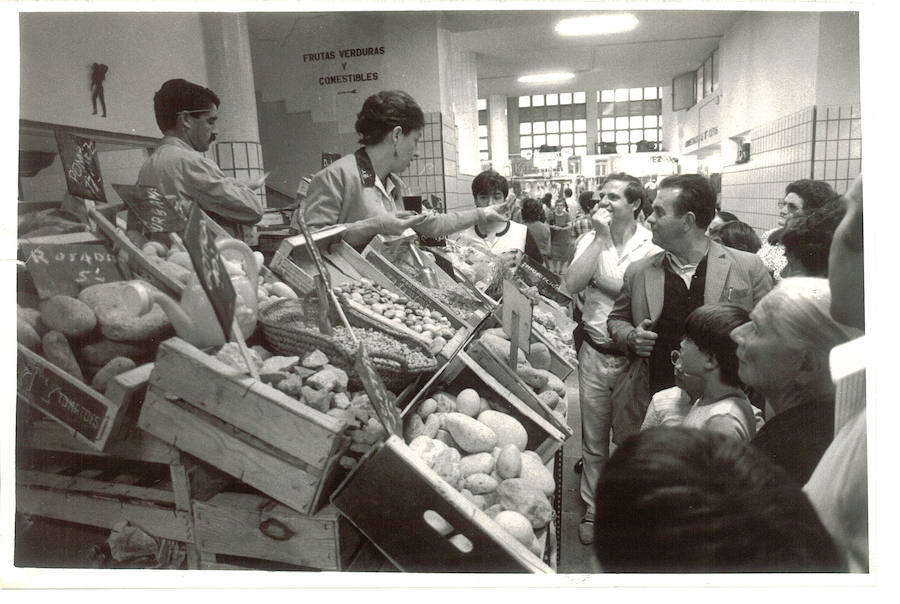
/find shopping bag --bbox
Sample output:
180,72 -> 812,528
610,356 -> 651,445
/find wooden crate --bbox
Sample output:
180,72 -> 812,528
401,349 -> 568,464
482,310 -> 576,381
16,344 -> 152,452
268,225 -> 347,295
192,493 -> 363,571
331,435 -> 553,573
138,337 -> 351,516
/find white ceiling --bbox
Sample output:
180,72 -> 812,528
247,9 -> 745,97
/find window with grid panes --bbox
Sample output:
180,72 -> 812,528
695,47 -> 719,103
477,98 -> 490,162
597,87 -> 663,154
518,91 -> 587,158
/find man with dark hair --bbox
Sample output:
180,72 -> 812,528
564,171 -> 660,544
607,174 -> 771,434
572,190 -> 597,240
780,201 -> 847,278
137,78 -> 265,237
593,427 -> 845,573
455,170 -> 542,263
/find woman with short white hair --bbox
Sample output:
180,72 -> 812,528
730,277 -> 857,483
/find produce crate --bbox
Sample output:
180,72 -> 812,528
137,337 -> 351,516
268,225 -> 347,295
482,310 -> 576,382
16,344 -> 153,452
401,349 -> 568,464
361,244 -> 492,330
87,207 -> 184,299
464,339 -> 573,443
331,435 -> 553,573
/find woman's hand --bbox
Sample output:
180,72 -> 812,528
377,211 -> 428,235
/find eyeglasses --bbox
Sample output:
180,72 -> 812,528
777,201 -> 801,212
670,349 -> 682,366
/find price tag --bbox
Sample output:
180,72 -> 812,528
183,203 -> 236,341
21,242 -> 124,299
113,184 -> 187,234
54,130 -> 106,202
502,279 -> 533,360
514,255 -> 573,306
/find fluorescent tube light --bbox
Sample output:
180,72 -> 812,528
517,72 -> 575,84
555,14 -> 639,36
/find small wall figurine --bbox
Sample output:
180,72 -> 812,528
91,63 -> 109,117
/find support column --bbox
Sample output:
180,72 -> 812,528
488,94 -> 510,176
200,13 -> 266,209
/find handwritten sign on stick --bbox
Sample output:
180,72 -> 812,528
355,342 -> 402,437
183,203 -> 236,341
502,279 -> 533,358
112,184 -> 187,234
21,242 -> 124,299
514,255 -> 572,306
18,345 -> 112,446
54,130 -> 106,202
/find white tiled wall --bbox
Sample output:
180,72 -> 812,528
813,104 -> 862,195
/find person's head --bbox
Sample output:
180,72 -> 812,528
593,427 -> 845,572
709,220 -> 763,254
828,175 -> 864,330
779,179 -> 837,227
578,190 -> 597,214
355,90 -> 425,173
647,174 -> 717,250
471,170 -> 509,208
153,79 -> 221,152
730,277 -> 854,407
520,197 -> 544,223
597,172 -> 644,225
781,201 -> 847,278
541,193 -> 553,208
554,197 -> 568,213
707,210 -> 740,232
673,304 -> 749,396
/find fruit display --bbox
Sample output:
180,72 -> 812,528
333,277 -> 456,354
505,282 -> 577,366
403,388 -> 556,557
213,342 -> 390,472
476,329 -> 570,419
440,238 -> 505,294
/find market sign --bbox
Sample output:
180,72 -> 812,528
514,255 -> 572,307
55,130 -> 106,202
112,184 -> 187,234
501,279 -> 533,365
21,242 -> 124,299
183,202 -> 236,341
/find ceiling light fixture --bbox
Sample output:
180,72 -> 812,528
555,14 -> 639,37
517,72 -> 575,84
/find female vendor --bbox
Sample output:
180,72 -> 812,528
293,90 -> 509,246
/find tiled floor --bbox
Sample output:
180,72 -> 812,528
557,373 -> 599,573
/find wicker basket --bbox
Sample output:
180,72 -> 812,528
258,297 -> 437,392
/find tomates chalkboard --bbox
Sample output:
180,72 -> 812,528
183,202 -> 236,341
55,130 -> 107,202
112,184 -> 187,234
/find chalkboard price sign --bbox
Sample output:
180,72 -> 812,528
17,346 -> 110,443
514,255 -> 572,306
21,242 -> 125,299
183,202 -> 236,341
55,130 -> 107,203
113,184 -> 187,233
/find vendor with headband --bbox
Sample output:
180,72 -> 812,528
295,90 -> 509,247
136,78 -> 265,237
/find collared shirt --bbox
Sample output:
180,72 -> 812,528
664,240 -> 711,288
136,135 -> 264,234
573,224 -> 659,344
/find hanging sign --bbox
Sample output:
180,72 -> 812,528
55,130 -> 107,202
183,203 -> 236,341
112,184 -> 187,234
21,242 -> 124,299
514,255 -> 572,306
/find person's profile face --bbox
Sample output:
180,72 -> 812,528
183,104 -> 218,152
391,127 -> 422,173
778,192 -> 803,226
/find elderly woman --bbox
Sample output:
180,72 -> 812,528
730,277 -> 856,483
757,179 -> 836,280
294,90 -> 507,246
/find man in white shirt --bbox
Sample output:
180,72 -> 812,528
563,172 -> 660,544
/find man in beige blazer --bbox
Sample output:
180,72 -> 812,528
607,174 -> 772,436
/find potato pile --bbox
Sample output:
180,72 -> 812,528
403,388 -> 556,558
333,278 -> 456,354
477,329 -> 569,420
